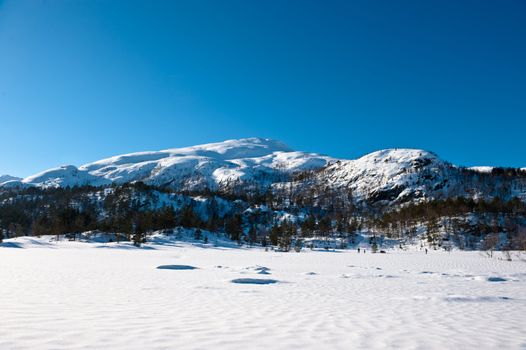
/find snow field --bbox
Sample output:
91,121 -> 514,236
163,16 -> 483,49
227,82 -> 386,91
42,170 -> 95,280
0,237 -> 525,349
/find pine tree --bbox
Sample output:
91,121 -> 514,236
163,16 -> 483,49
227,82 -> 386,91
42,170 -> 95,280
278,231 -> 291,252
248,225 -> 257,246
194,228 -> 202,241
225,214 -> 243,242
132,231 -> 144,247
318,216 -> 331,237
180,205 -> 198,228
269,223 -> 281,246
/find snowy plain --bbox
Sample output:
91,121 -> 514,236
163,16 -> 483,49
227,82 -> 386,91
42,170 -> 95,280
1,237 -> 525,350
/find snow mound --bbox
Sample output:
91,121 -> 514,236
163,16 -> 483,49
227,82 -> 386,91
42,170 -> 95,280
487,276 -> 507,282
157,265 -> 198,270
231,278 -> 279,285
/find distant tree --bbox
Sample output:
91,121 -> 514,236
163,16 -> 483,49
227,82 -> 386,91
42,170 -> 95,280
206,213 -> 219,233
301,214 -> 316,237
180,205 -> 198,228
206,198 -> 220,232
248,225 -> 257,246
160,206 -> 176,229
515,226 -> 526,251
225,214 -> 243,242
278,233 -> 291,252
194,228 -> 202,241
132,231 -> 145,247
318,216 -> 332,236
269,223 -> 281,246
294,238 -> 303,252
482,233 -> 499,256
426,220 -> 440,249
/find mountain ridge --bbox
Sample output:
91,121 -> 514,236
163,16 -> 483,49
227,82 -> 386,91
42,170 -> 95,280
2,138 -> 525,207
0,175 -> 21,185
3,138 -> 442,188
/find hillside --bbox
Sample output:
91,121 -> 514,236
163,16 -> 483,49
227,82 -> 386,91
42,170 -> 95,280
5,137 -> 525,206
1,138 -> 525,251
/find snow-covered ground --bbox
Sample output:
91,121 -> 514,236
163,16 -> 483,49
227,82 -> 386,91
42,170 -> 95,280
1,237 -> 525,349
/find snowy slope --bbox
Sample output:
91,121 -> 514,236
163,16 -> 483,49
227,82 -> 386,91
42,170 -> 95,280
469,166 -> 494,173
299,148 -> 526,205
14,138 -> 334,190
0,174 -> 21,184
22,165 -> 111,188
311,149 -> 457,204
0,175 -> 25,188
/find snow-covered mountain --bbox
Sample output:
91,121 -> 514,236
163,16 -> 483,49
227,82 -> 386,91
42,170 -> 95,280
308,149 -> 526,205
3,137 -> 524,206
10,138 -> 334,190
0,175 -> 22,186
308,149 -> 454,204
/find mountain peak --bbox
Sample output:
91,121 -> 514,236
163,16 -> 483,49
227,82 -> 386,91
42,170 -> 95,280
162,137 -> 293,158
12,138 -> 328,189
357,148 -> 438,162
0,174 -> 22,184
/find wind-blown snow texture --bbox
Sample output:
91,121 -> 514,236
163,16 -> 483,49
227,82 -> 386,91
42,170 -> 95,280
1,236 -> 525,350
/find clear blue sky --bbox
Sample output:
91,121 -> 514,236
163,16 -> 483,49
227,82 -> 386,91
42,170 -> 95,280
1,0 -> 525,177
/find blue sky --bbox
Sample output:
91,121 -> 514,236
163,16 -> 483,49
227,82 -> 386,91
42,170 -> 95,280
0,0 -> 525,177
